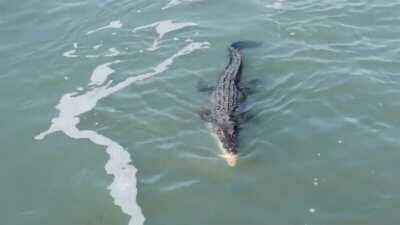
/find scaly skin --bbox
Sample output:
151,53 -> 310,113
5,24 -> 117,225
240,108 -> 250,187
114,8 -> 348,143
200,41 -> 260,166
208,46 -> 244,166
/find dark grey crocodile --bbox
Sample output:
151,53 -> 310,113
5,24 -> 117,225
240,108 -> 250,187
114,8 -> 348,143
199,41 -> 260,166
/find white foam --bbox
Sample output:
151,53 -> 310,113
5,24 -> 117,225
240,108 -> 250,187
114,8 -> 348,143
89,60 -> 121,86
161,0 -> 202,10
35,41 -> 209,225
87,20 -> 123,35
133,20 -> 197,51
63,50 -> 78,58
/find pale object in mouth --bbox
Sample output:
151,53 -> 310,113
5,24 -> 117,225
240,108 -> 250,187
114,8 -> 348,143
209,126 -> 238,167
219,152 -> 238,167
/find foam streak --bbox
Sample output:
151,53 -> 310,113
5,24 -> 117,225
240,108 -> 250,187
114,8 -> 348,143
133,20 -> 197,51
35,42 -> 210,225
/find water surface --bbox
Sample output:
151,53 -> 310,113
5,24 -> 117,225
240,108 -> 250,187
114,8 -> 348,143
2,0 -> 400,225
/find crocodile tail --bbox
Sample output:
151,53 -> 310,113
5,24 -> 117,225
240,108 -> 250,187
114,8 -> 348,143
231,41 -> 262,50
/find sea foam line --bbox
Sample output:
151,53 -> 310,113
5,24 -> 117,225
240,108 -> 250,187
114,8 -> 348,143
133,20 -> 197,51
35,41 -> 210,225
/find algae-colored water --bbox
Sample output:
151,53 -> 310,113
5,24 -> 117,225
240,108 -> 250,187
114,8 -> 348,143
2,0 -> 400,224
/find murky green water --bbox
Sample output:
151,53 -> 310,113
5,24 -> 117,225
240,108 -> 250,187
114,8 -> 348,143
2,0 -> 400,224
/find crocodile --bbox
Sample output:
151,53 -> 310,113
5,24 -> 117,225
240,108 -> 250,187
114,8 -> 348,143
199,41 -> 261,167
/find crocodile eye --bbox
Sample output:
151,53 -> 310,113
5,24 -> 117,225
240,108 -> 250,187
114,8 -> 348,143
215,105 -> 221,110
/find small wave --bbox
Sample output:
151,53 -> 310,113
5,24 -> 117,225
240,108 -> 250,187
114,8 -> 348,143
87,20 -> 123,35
161,179 -> 200,192
62,49 -> 78,58
141,174 -> 164,184
93,43 -> 103,50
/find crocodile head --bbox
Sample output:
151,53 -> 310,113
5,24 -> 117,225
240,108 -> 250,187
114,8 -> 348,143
216,126 -> 237,154
214,124 -> 238,166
